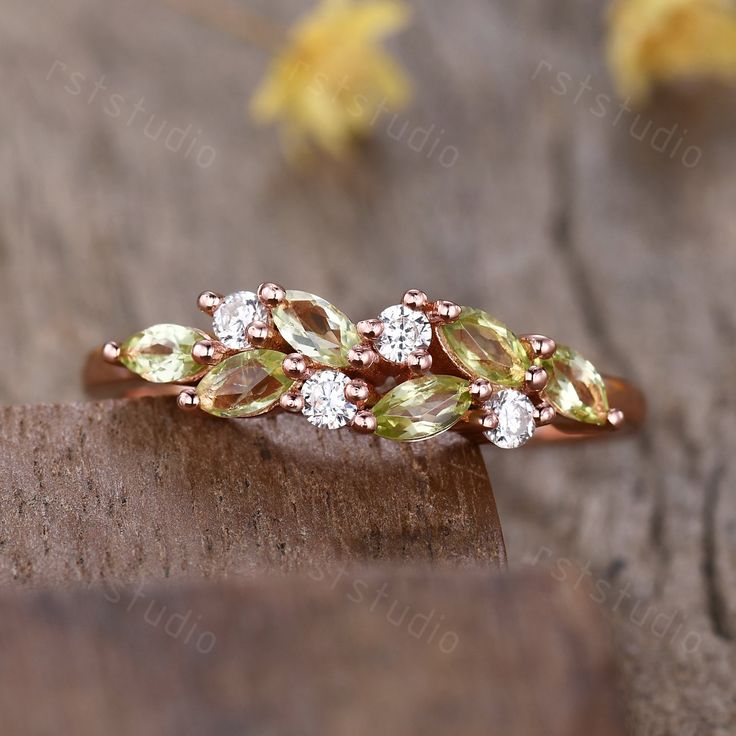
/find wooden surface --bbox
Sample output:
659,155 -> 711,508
0,397 -> 505,585
0,569 -> 624,736
1,0 -> 736,732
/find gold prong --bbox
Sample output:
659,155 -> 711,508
102,341 -> 121,364
406,348 -> 432,374
351,410 -> 377,434
192,339 -> 226,366
520,334 -> 557,361
257,282 -> 286,308
607,408 -> 625,429
197,291 -> 224,316
524,365 -> 549,394
177,388 -> 200,412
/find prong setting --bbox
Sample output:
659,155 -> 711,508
246,320 -> 270,345
257,282 -> 286,308
351,410 -> 377,434
357,319 -> 384,340
520,334 -> 557,361
431,300 -> 462,323
282,353 -> 310,380
534,402 -> 556,426
607,408 -> 625,429
280,392 -> 305,413
406,348 -> 432,374
468,378 -> 493,404
402,289 -> 428,311
348,345 -> 378,369
102,341 -> 121,364
345,378 -> 370,405
197,291 -> 224,316
192,339 -> 226,366
524,365 -> 549,394
176,388 -> 200,412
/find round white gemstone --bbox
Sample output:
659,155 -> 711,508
375,304 -> 432,363
212,291 -> 268,350
484,389 -> 536,449
301,370 -> 357,429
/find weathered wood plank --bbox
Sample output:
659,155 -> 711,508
0,569 -> 624,736
0,397 -> 505,586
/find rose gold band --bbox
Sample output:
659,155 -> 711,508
83,347 -> 645,446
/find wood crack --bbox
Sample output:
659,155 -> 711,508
702,459 -> 732,640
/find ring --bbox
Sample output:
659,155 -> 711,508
85,284 -> 644,448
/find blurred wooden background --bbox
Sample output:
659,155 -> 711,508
1,0 -> 735,733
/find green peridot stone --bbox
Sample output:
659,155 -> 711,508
120,324 -> 207,383
542,345 -> 609,425
372,375 -> 471,442
438,307 -> 529,387
196,349 -> 293,418
272,290 -> 360,368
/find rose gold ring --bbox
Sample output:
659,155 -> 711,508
84,284 -> 644,448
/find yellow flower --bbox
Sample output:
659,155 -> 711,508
607,0 -> 736,103
250,0 -> 412,159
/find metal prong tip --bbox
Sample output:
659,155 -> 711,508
348,345 -> 378,369
257,282 -> 286,308
466,409 -> 498,430
197,291 -> 223,315
282,353 -> 309,380
607,408 -> 625,429
351,410 -> 377,434
357,318 -> 384,340
246,320 -> 270,345
345,378 -> 370,405
280,392 -> 304,413
534,402 -> 556,426
192,339 -> 224,366
478,411 -> 499,431
102,341 -> 121,364
177,389 -> 200,412
402,289 -> 428,311
468,378 -> 493,404
432,300 -> 462,323
524,365 -> 549,394
407,348 -> 432,374
520,334 -> 557,361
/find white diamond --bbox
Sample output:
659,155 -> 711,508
301,370 -> 357,429
375,304 -> 432,364
483,389 -> 536,449
212,291 -> 268,350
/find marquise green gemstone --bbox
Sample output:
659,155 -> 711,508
542,345 -> 609,425
271,290 -> 360,368
196,349 -> 293,418
373,375 -> 471,442
120,324 -> 207,383
438,307 -> 530,386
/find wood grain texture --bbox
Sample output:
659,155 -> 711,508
1,0 -> 735,732
0,569 -> 624,736
0,397 -> 504,585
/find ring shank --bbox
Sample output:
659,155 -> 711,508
83,349 -> 645,445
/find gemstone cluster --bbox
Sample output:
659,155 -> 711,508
110,284 -> 620,448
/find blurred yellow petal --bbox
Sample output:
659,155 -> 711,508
608,0 -> 736,103
249,0 -> 412,159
